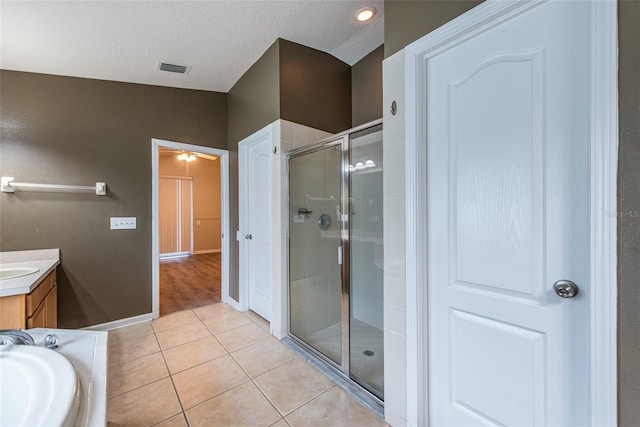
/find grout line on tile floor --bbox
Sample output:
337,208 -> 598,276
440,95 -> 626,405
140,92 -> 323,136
214,331 -> 263,354
151,412 -> 189,427
106,370 -> 169,399
227,350 -> 251,375
250,376 -> 291,418
251,360 -> 336,418
108,326 -> 155,341
222,339 -> 294,419
106,349 -> 160,370
150,411 -> 187,427
271,418 -> 291,427
179,379 -> 254,419
180,376 -> 253,412
245,357 -> 282,414
201,320 -> 252,336
106,376 -> 184,424
281,383 -> 338,418
161,342 -> 228,375
157,335 -> 211,351
282,336 -> 385,418
284,383 -> 341,418
155,327 -> 190,423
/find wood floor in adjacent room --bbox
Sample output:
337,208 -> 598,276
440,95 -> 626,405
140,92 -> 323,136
160,253 -> 221,316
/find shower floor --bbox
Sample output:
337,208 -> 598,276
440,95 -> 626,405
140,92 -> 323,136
306,318 -> 384,396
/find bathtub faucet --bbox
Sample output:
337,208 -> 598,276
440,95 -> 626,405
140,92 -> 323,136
0,329 -> 35,346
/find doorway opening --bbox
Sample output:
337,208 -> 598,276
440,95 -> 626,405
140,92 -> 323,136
157,147 -> 222,315
152,139 -> 230,319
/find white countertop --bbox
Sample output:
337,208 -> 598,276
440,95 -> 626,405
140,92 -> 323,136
0,249 -> 60,297
27,328 -> 108,427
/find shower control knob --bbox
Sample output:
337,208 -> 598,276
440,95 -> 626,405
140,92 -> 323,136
244,234 -> 252,240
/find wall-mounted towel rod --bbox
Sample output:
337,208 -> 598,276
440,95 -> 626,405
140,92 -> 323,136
1,177 -> 107,196
305,194 -> 336,202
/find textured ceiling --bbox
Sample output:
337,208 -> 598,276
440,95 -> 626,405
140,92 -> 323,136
0,0 -> 384,92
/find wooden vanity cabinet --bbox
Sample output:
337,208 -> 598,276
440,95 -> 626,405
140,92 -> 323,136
0,269 -> 57,329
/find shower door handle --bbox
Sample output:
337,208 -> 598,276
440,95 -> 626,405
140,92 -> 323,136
337,246 -> 343,265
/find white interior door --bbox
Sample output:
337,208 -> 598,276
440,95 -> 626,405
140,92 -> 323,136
240,132 -> 273,321
426,1 -> 590,425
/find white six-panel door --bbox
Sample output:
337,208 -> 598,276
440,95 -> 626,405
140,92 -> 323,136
426,1 -> 590,425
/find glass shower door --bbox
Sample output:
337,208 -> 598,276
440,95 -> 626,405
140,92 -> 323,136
349,125 -> 384,398
289,144 -> 343,365
288,121 -> 384,402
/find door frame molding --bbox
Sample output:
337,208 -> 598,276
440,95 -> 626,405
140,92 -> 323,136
404,1 -> 618,425
151,139 -> 231,319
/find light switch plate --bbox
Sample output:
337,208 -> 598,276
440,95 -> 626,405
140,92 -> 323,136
110,217 -> 136,230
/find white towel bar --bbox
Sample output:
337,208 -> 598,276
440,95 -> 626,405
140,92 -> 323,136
1,177 -> 107,196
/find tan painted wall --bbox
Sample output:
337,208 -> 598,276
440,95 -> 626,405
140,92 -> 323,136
617,1 -> 640,424
384,0 -> 482,58
191,157 -> 221,253
352,45 -> 384,127
227,38 -> 353,301
0,70 -> 227,328
227,40 -> 281,301
279,39 -> 352,134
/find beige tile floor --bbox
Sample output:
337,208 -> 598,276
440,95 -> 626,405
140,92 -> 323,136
107,303 -> 388,426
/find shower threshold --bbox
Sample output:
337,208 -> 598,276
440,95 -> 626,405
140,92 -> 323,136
282,336 -> 384,418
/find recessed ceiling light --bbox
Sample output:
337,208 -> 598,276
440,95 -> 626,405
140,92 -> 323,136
355,7 -> 376,22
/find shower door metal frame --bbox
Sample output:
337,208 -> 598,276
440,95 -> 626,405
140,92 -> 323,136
286,119 -> 383,400
338,134 -> 351,376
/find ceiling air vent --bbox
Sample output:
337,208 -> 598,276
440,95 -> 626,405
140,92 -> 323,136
158,62 -> 189,74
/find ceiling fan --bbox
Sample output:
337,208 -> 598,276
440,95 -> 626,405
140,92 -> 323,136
159,148 -> 218,162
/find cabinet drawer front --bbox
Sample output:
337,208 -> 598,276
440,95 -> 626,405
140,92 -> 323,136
25,270 -> 55,316
27,299 -> 46,329
45,286 -> 57,328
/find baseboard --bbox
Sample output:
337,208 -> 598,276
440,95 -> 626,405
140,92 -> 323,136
193,249 -> 221,254
82,312 -> 154,331
223,295 -> 242,311
160,252 -> 191,260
